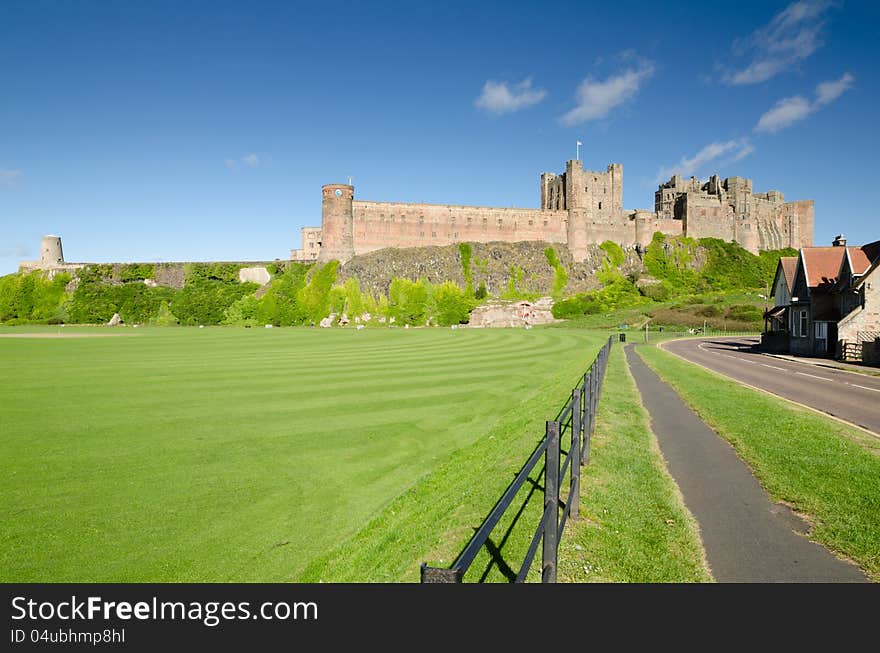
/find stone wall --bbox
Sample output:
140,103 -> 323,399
838,265 -> 880,344
351,201 -> 568,257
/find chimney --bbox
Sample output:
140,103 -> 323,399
832,234 -> 847,247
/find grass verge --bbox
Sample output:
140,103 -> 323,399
558,346 -> 711,582
638,344 -> 880,580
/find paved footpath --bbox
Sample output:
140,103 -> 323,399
625,344 -> 865,583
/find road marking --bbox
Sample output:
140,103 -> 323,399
761,364 -> 787,371
848,383 -> 880,393
795,372 -> 833,382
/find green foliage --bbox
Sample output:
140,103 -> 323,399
171,280 -> 257,326
643,233 -> 700,292
500,265 -> 537,301
184,262 -> 243,284
297,261 -> 339,323
427,281 -> 477,326
544,247 -> 568,298
0,272 -> 72,324
726,303 -> 763,323
641,233 -> 795,298
68,276 -> 176,324
248,263 -> 310,326
388,278 -> 429,325
638,280 -> 672,302
475,280 -> 488,300
599,240 -> 626,267
118,263 -> 156,282
458,243 -> 473,294
150,301 -> 180,326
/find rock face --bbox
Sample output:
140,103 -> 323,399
107,313 -> 123,326
338,240 -> 644,298
468,297 -> 558,328
238,266 -> 271,286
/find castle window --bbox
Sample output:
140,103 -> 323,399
419,217 -> 424,224
528,219 -> 533,226
467,217 -> 472,224
420,231 -> 425,238
598,202 -> 603,210
543,220 -> 548,227
482,218 -> 487,225
432,232 -> 437,238
453,232 -> 458,238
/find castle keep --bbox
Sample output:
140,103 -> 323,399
291,159 -> 814,264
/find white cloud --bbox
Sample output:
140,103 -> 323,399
475,78 -> 547,115
560,58 -> 654,126
655,140 -> 754,184
0,169 -> 21,187
725,1 -> 833,85
755,96 -> 813,132
755,72 -> 854,132
225,154 -> 261,169
816,71 -> 854,105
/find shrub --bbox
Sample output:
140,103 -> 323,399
388,278 -> 428,325
545,247 -> 568,298
428,281 -> 476,326
171,279 -> 257,326
458,243 -> 473,294
297,260 -> 339,322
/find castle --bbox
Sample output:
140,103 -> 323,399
291,159 -> 814,263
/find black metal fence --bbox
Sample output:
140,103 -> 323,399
420,336 -> 614,583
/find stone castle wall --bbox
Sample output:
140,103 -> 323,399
308,159 -> 814,265
351,201 -> 567,256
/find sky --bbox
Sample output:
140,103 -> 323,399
2,0 -> 879,274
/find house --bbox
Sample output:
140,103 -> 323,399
763,256 -> 798,352
763,236 -> 880,362
837,252 -> 880,362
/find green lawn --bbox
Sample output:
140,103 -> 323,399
0,325 -> 605,582
638,344 -> 880,580
558,346 -> 711,582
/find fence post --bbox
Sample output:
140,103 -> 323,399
581,373 -> 589,466
570,389 -> 580,519
542,421 -> 560,583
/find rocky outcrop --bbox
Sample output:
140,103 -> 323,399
337,241 -> 645,298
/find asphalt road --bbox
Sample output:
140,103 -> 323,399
664,337 -> 880,436
626,345 -> 865,582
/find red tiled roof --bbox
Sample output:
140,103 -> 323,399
862,240 -> 880,265
779,257 -> 798,290
801,247 -> 847,290
847,247 -> 873,276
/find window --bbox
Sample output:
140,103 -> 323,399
598,202 -> 603,210
800,310 -> 808,338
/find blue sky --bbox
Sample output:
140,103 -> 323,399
1,0 -> 878,274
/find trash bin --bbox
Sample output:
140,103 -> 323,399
619,333 -> 626,343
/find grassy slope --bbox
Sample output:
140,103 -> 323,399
638,344 -> 880,580
558,346 -> 711,582
0,325 -> 603,582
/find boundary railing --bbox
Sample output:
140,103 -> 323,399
420,336 -> 614,583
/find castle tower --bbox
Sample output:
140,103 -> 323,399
40,235 -> 64,267
318,184 -> 354,264
564,160 -> 589,262
633,210 -> 653,249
